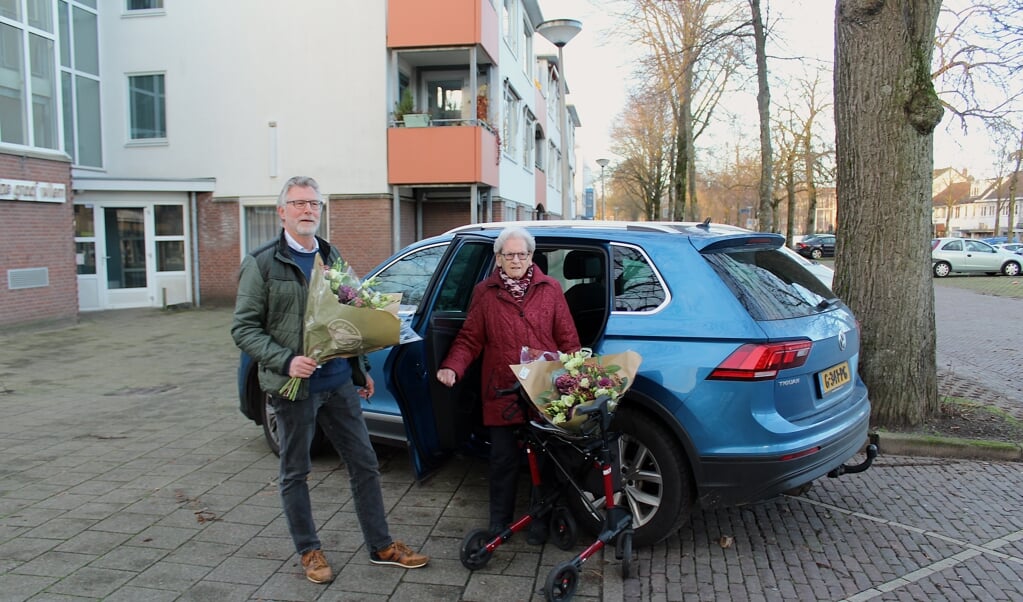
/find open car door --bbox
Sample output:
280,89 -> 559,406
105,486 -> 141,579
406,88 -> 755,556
386,235 -> 496,480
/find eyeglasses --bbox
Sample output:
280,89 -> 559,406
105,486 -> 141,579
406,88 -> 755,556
500,252 -> 531,260
286,200 -> 322,210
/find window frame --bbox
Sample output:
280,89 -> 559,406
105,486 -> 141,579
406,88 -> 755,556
127,71 -> 167,143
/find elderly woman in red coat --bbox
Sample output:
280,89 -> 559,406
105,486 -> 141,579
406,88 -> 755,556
436,226 -> 580,543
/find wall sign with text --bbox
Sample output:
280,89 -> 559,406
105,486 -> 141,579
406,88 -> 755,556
0,178 -> 67,203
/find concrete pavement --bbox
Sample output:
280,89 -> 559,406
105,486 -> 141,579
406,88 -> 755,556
0,284 -> 1020,601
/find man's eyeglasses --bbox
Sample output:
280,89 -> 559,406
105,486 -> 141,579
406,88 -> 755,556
286,200 -> 322,210
500,252 -> 531,260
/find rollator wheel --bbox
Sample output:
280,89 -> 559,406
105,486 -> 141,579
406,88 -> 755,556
617,531 -> 633,579
550,506 -> 578,551
544,561 -> 580,601
459,528 -> 493,570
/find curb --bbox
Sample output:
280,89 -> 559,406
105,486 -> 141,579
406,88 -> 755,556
872,431 -> 1023,462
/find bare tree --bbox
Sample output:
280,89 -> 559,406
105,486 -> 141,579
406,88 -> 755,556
834,0 -> 944,427
610,88 -> 674,220
749,0 -> 774,230
618,0 -> 746,221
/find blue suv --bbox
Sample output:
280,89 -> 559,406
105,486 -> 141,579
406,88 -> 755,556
238,221 -> 873,546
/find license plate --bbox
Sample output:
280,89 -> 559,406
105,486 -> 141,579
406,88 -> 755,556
818,361 -> 851,395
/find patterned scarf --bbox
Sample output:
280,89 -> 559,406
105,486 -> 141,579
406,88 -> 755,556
499,264 -> 534,303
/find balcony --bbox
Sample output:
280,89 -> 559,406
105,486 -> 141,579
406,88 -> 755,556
388,0 -> 499,60
388,124 -> 499,187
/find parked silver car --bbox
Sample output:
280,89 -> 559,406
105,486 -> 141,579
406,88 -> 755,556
931,237 -> 1023,277
995,242 -> 1023,256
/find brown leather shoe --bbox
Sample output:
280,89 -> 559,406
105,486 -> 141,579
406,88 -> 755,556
369,541 -> 429,569
301,549 -> 333,583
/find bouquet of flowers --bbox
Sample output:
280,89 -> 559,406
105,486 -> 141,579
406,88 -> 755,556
509,349 -> 642,432
279,256 -> 402,400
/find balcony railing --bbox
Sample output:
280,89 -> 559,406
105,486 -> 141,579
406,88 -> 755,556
388,121 -> 499,187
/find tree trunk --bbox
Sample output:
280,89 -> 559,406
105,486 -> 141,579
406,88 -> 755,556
751,0 -> 773,231
1009,131 -> 1023,242
802,134 -> 818,235
834,0 -> 943,427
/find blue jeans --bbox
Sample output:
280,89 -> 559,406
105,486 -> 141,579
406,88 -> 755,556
272,382 -> 392,555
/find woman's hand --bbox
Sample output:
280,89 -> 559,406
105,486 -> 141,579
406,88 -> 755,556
358,374 -> 375,399
436,368 -> 457,387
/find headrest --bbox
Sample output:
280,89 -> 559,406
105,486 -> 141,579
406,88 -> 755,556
532,252 -> 548,275
563,250 -> 602,280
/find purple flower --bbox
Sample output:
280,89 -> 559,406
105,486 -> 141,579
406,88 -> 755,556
337,285 -> 358,304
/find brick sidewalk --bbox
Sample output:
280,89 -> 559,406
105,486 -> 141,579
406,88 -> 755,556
0,296 -> 1020,600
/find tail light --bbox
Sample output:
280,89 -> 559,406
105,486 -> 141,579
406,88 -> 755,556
708,341 -> 812,381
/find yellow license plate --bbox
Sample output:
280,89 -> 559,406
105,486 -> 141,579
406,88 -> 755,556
818,361 -> 851,395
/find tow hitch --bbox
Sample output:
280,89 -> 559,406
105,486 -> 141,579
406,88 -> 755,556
827,442 -> 877,478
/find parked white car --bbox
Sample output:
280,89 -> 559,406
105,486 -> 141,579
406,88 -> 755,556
931,237 -> 1023,277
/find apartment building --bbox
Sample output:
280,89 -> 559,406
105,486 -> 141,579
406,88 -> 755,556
0,0 -> 580,328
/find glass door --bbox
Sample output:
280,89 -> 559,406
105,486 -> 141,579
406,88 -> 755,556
104,207 -> 147,290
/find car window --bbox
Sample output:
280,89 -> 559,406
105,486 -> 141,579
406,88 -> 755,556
942,240 -> 963,251
434,240 -> 493,313
612,245 -> 667,312
704,248 -> 833,320
966,240 -> 994,253
370,243 -> 448,310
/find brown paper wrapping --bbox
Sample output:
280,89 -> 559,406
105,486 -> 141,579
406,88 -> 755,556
509,350 -> 642,432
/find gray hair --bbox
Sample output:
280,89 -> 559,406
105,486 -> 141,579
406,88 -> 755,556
277,176 -> 323,208
494,226 -> 535,254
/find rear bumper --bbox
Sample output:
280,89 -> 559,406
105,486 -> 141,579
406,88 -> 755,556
693,410 -> 871,509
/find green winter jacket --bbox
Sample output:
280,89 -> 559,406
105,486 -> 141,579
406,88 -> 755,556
231,231 -> 363,400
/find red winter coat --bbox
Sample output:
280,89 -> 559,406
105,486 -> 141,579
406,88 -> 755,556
440,266 -> 581,426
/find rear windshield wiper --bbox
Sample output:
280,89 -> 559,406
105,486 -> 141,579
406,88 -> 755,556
816,297 -> 839,311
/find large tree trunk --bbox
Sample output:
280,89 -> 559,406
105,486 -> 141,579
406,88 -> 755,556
834,0 -> 943,427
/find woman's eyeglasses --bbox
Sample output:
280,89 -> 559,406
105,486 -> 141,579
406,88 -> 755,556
286,200 -> 322,210
500,252 -> 531,260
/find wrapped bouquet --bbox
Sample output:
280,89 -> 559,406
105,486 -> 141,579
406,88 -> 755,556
509,349 -> 642,432
279,255 -> 402,399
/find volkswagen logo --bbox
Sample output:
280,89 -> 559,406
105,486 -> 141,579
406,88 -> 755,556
838,330 -> 847,351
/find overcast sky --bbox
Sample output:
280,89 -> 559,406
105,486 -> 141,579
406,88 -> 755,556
541,0 -> 998,180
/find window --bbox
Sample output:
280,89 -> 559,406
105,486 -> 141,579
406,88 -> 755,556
242,203 -> 328,254
155,205 -> 185,271
58,1 -> 102,167
0,7 -> 59,150
534,125 -> 544,170
127,0 -> 163,10
371,243 -> 448,310
129,73 -> 166,140
704,248 -> 832,321
522,109 -> 535,169
502,0 -> 519,56
502,83 -> 520,160
74,204 -> 96,275
426,75 -> 466,124
613,245 -> 667,312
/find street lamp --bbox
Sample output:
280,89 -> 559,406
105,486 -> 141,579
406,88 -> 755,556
596,157 -> 609,220
538,18 -> 582,220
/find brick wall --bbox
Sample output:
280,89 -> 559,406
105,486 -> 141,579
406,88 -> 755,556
196,193 -> 240,306
329,196 -> 397,276
0,153 -> 77,329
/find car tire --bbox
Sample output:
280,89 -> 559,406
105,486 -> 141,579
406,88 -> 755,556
933,261 -> 952,278
1003,261 -> 1021,277
565,405 -> 691,548
811,248 -> 823,260
261,393 -> 282,457
261,393 -> 329,457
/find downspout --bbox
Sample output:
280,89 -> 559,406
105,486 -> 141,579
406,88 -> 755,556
190,191 -> 201,307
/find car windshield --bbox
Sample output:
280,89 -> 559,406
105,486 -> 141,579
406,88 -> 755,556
703,248 -> 835,320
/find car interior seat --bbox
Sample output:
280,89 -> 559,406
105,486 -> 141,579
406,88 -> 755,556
562,250 -> 607,345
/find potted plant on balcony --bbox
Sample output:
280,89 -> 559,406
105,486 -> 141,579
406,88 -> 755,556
393,88 -> 430,127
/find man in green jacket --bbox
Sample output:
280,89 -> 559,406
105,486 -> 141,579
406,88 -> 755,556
231,176 -> 428,584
